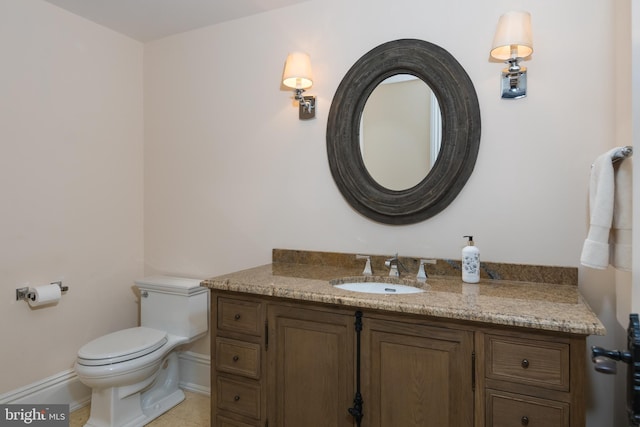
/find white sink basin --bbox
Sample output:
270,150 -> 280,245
333,281 -> 425,294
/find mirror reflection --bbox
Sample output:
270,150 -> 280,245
360,74 -> 442,191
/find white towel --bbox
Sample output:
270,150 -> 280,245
580,148 -> 633,271
610,155 -> 632,270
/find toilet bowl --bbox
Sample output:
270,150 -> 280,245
74,276 -> 208,427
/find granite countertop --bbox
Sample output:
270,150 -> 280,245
201,254 -> 605,336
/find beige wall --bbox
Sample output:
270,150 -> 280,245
634,0 -> 640,315
613,1 -> 633,425
144,0 -> 618,272
144,0 -> 625,425
0,0 -> 144,392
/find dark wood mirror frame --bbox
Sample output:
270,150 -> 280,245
326,39 -> 481,225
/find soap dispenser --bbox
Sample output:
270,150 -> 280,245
462,235 -> 480,283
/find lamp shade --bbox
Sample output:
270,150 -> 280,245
282,52 -> 313,89
490,11 -> 533,60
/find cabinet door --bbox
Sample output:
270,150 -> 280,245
268,305 -> 355,427
363,318 -> 474,427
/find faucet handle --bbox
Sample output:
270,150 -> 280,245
356,254 -> 373,276
417,259 -> 437,281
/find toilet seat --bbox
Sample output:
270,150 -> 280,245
77,327 -> 167,366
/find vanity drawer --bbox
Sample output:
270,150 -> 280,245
216,415 -> 260,427
218,298 -> 263,336
486,335 -> 570,391
486,389 -> 570,427
216,337 -> 261,379
217,376 -> 261,419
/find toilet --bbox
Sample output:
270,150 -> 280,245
74,276 -> 209,427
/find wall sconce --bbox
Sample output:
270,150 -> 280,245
490,11 -> 533,99
282,52 -> 316,119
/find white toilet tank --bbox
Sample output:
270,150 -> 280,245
135,276 -> 209,341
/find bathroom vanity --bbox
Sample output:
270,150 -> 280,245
202,250 -> 605,427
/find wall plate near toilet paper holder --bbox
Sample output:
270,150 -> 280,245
16,281 -> 68,302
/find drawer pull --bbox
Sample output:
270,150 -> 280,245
521,415 -> 529,425
521,359 -> 530,369
234,313 -> 241,320
234,395 -> 240,402
232,355 -> 239,362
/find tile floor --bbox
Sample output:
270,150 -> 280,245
69,391 -> 210,427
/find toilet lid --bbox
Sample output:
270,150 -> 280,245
77,327 -> 167,366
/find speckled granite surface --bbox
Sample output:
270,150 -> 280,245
201,250 -> 605,336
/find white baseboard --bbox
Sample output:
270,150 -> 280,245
178,351 -> 211,395
0,351 -> 210,411
0,369 -> 90,412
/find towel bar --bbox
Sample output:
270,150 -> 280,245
612,146 -> 633,164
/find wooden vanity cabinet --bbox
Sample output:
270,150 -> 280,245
211,291 -> 587,427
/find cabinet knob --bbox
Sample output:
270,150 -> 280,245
521,359 -> 530,369
233,355 -> 239,362
234,395 -> 240,402
521,415 -> 529,425
234,313 -> 241,320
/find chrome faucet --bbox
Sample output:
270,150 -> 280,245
385,253 -> 405,277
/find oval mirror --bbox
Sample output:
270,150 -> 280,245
327,39 -> 481,225
360,74 -> 441,191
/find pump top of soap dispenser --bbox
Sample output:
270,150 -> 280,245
464,235 -> 474,245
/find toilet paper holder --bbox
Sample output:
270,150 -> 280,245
16,281 -> 68,302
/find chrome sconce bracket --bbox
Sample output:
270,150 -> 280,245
294,89 -> 316,120
500,58 -> 527,99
